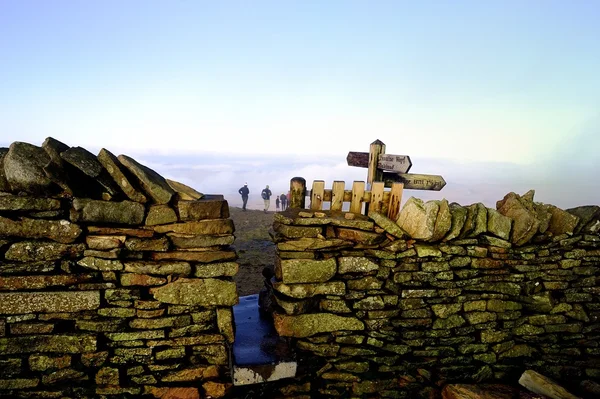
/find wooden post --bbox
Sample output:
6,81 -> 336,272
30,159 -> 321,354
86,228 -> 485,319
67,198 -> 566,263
387,182 -> 404,221
310,180 -> 325,210
349,181 -> 365,214
330,181 -> 345,211
290,177 -> 306,209
370,182 -> 385,213
367,139 -> 386,186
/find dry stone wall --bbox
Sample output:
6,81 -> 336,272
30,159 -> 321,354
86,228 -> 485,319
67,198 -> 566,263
0,139 -> 237,398
269,191 -> 600,398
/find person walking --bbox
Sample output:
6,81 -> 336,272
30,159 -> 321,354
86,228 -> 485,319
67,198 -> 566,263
275,196 -> 280,211
238,183 -> 249,211
280,193 -> 287,211
261,185 -> 272,213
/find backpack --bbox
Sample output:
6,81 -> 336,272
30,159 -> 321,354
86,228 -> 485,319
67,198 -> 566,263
261,191 -> 268,200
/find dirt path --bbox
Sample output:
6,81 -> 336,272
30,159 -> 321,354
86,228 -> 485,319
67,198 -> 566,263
229,207 -> 276,296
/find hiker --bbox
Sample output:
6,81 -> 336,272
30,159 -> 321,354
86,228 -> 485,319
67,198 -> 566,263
280,193 -> 287,211
261,185 -> 272,213
275,196 -> 280,211
238,183 -> 249,211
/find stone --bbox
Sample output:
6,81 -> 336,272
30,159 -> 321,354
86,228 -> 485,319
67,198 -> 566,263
154,219 -> 234,235
336,227 -> 385,245
194,262 -> 238,278
487,208 -> 512,240
566,205 -> 600,233
273,313 -> 363,337
217,308 -> 235,343
442,384 -> 519,399
149,250 -> 236,263
0,291 -> 100,314
145,204 -> 178,226
0,195 -> 61,211
415,244 -> 442,257
97,148 -> 147,203
3,142 -> 53,194
4,241 -> 84,262
203,382 -> 231,399
444,203 -> 468,241
479,235 -> 511,248
29,355 -> 71,371
277,237 -> 351,251
106,330 -> 164,341
72,198 -> 145,225
546,205 -> 580,236
0,216 -> 81,243
77,257 -> 123,271
129,316 -> 188,329
151,278 -> 238,306
534,203 -> 553,234
95,367 -> 120,385
273,223 -> 322,239
0,335 -> 96,354
177,199 -> 228,221
431,303 -> 462,318
0,148 -> 9,192
396,197 -> 439,240
496,191 -> 540,246
60,146 -> 120,195
0,378 -> 39,390
147,386 -> 201,399
275,258 -> 337,283
86,235 -> 126,250
118,154 -> 175,204
124,261 -> 191,275
0,274 -> 94,291
519,369 -> 580,399
348,276 -> 383,290
0,358 -> 21,376
338,256 -> 379,274
121,273 -> 166,286
162,366 -> 219,382
87,225 -> 154,237
430,199 -> 452,241
433,314 -> 465,329
125,236 -> 169,252
169,233 -> 235,248
368,211 -> 406,238
166,179 -> 204,200
273,281 -> 346,298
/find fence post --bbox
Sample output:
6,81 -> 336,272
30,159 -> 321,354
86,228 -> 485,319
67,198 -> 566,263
290,177 -> 306,209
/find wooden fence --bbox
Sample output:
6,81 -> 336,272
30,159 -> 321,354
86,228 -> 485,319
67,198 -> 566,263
306,180 -> 404,220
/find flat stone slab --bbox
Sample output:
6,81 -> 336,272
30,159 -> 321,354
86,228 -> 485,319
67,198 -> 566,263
232,295 -> 296,386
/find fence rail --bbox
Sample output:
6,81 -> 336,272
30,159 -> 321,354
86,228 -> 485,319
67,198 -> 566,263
306,180 -> 404,220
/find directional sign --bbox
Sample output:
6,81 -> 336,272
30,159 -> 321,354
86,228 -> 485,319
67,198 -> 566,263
347,152 -> 412,173
382,172 -> 446,191
377,154 -> 412,173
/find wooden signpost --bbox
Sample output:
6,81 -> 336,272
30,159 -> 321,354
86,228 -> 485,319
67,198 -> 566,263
347,139 -> 446,219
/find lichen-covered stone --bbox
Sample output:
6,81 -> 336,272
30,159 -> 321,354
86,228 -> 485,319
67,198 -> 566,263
29,355 -> 71,371
547,205 -> 580,236
338,257 -> 379,274
77,257 -> 123,271
86,235 -> 126,250
151,278 -> 238,306
276,258 -> 337,283
430,199 -> 452,241
168,233 -> 235,249
118,154 -> 175,204
277,237 -> 352,251
3,142 -> 52,194
125,236 -> 169,252
273,313 -> 363,337
72,198 -> 145,225
0,291 -> 100,314
396,197 -> 439,240
60,146 -> 121,196
431,303 -> 461,318
0,335 -> 96,354
194,262 -> 238,278
336,227 -> 385,245
0,195 -> 61,212
97,148 -> 147,203
150,250 -> 236,263
415,244 -> 442,257
217,308 -> 235,343
177,199 -> 228,221
497,191 -> 540,246
145,204 -> 178,226
487,208 -> 512,240
444,203 -> 468,241
167,179 -> 204,200
566,205 -> 600,233
162,366 -> 219,382
273,281 -> 346,299
121,273 -> 166,286
433,314 -> 465,329
154,219 -> 234,235
4,241 -> 84,262
368,211 -> 406,238
124,261 -> 191,275
0,216 -> 81,243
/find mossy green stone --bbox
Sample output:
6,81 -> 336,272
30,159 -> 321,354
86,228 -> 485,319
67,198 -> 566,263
368,211 -> 406,238
273,313 -> 363,338
151,278 -> 238,306
415,244 -> 442,257
431,303 -> 461,318
276,258 -> 336,283
433,314 -> 465,329
512,324 -> 544,335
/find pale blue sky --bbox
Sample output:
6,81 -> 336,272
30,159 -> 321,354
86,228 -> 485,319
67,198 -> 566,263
1,1 -> 599,206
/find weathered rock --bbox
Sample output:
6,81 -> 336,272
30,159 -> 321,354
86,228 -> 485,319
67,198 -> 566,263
442,384 -> 520,399
4,241 -> 84,261
124,261 -> 191,275
396,197 -> 439,240
566,205 -> 600,233
368,211 -> 406,238
125,237 -> 169,252
0,274 -> 94,291
151,278 -> 238,306
217,308 -> 234,343
145,204 -> 178,226
487,208 -> 512,240
118,154 -> 174,204
0,291 -> 100,314
149,250 -> 236,263
273,281 -> 346,299
0,216 -> 81,243
0,148 -> 10,192
275,258 -> 337,283
0,335 -> 96,354
277,237 -> 352,251
0,378 -> 39,390
194,262 -> 238,278
273,223 -> 322,239
177,199 -> 228,221
97,148 -> 147,203
3,142 -> 53,194
338,257 -> 379,274
273,313 -> 363,338
460,203 -> 487,238
444,203 -> 468,241
87,225 -> 154,237
497,191 -> 540,246
336,227 -> 385,245
147,386 -> 202,399
430,199 -> 452,241
121,273 -> 166,286
86,235 -> 126,250
60,146 -> 120,195
154,219 -> 234,235
77,257 -> 123,271
29,354 -> 71,371
519,370 -> 580,399
0,261 -> 56,274
168,233 -> 235,249
546,205 -> 580,236
534,202 -> 552,233
72,198 -> 145,225
166,179 -> 204,200
41,137 -> 69,165
0,195 -> 61,212
95,367 -> 120,385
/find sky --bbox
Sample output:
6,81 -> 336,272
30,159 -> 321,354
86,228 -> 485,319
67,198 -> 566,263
1,1 -> 599,210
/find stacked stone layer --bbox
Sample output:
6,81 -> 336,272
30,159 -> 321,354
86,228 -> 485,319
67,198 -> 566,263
0,139 -> 236,398
269,192 -> 600,398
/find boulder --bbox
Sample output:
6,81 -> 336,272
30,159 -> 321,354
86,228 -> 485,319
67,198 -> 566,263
3,142 -> 53,194
396,197 -> 439,240
566,205 -> 600,234
0,148 -> 9,192
496,191 -> 540,246
97,148 -> 147,203
118,154 -> 174,204
486,208 -> 512,240
546,205 -> 579,236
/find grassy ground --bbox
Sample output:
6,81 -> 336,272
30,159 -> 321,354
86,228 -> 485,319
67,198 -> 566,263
229,206 -> 276,296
